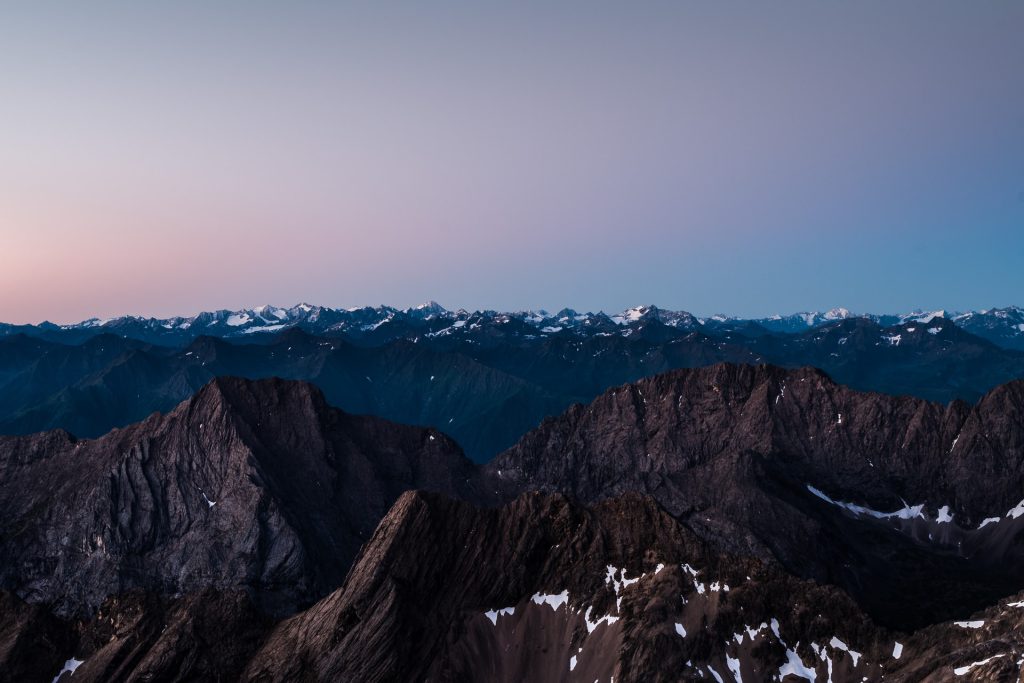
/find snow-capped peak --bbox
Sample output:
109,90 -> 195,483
614,305 -> 656,324
414,301 -> 446,312
823,307 -> 853,320
901,310 -> 946,324
407,301 -> 448,319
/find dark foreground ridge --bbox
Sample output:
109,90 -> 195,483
6,491 -> 1024,681
3,367 -> 1024,681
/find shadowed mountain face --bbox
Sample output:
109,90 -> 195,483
10,492 -> 1024,682
0,377 -> 485,618
4,369 -> 1024,682
239,491 -> 1024,683
1,311 -> 1023,463
241,491 -> 889,682
490,364 -> 1024,629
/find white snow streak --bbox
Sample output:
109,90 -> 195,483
51,658 -> 84,683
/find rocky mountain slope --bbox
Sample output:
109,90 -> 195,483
0,377 -> 484,619
4,367 -> 1024,681
238,491 -> 1024,683
9,492 -> 1024,682
491,363 -> 1024,629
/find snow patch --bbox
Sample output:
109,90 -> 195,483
954,654 -> 1005,676
531,590 -> 569,611
605,565 -> 643,595
745,622 -> 768,640
807,485 -> 925,520
726,654 -> 743,682
241,323 -> 288,334
953,620 -> 984,629
779,647 -> 817,681
910,310 -> 945,324
51,658 -> 84,683
484,606 -> 515,625
681,564 -> 706,594
583,605 -> 619,633
828,636 -> 861,666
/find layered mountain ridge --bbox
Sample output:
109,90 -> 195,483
4,367 -> 1024,680
0,376 -> 484,619
2,311 -> 1023,463
4,302 -> 1024,350
491,364 -> 1024,628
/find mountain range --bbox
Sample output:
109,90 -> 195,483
4,302 -> 1024,681
5,368 -> 1024,681
3,303 -> 1024,350
1,306 -> 1023,462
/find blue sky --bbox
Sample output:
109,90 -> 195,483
1,2 -> 1022,323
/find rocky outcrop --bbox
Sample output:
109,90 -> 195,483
25,490 -> 1023,682
0,591 -> 73,683
0,376 -> 485,618
5,365 -> 1024,681
241,490 -> 897,682
238,490 -> 1024,682
5,485 -> 1024,681
490,364 -> 1024,628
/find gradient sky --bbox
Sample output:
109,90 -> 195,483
2,2 -> 1022,324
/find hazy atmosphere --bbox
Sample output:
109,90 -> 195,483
2,1 -> 1022,323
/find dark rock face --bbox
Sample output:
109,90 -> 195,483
0,377 -> 484,618
10,492 -> 1024,683
61,590 -> 269,683
6,366 -> 1024,681
491,364 -> 1024,628
240,491 -> 894,682
0,591 -> 73,683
